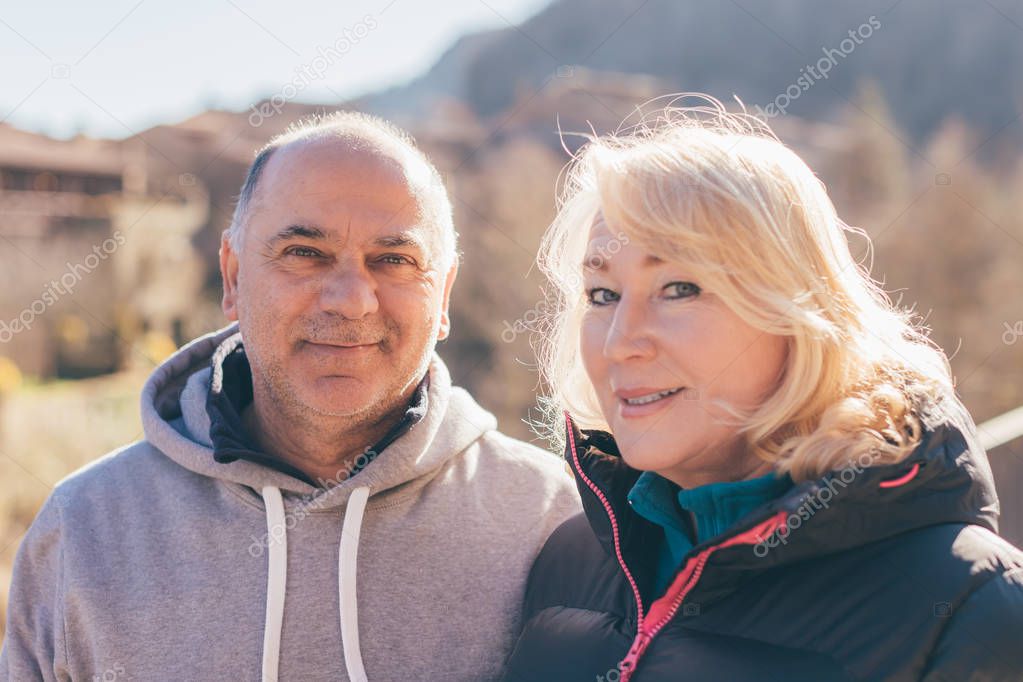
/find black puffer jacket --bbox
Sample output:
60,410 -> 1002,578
503,414 -> 1023,681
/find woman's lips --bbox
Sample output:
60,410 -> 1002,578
616,386 -> 687,418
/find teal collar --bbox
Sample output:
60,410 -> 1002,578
628,469 -> 793,595
628,469 -> 794,547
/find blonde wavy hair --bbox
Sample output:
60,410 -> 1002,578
534,94 -> 973,482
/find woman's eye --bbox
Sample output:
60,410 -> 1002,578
586,287 -> 619,306
664,281 -> 701,299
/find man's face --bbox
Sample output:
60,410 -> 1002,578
220,139 -> 457,421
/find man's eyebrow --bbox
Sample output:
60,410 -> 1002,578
265,224 -> 327,248
372,231 -> 427,250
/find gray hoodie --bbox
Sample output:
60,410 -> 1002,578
0,323 -> 581,681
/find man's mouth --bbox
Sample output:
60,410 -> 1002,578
303,340 -> 381,355
306,340 -> 379,348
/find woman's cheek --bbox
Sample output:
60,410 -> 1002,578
579,317 -> 608,376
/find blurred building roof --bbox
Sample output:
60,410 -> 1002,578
0,123 -> 124,176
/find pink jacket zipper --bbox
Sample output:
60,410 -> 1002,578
564,412 -> 789,681
617,510 -> 788,680
564,413 -> 646,628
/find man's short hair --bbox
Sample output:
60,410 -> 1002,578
226,111 -> 457,270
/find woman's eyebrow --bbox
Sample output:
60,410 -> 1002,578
581,253 -> 665,271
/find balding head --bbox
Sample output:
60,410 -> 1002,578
227,111 -> 457,270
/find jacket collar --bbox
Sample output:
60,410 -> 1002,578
563,411 -> 999,603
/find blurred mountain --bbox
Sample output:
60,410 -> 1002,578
358,0 -> 1023,151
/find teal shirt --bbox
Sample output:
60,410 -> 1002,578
627,470 -> 794,596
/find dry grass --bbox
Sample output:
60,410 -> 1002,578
0,369 -> 148,640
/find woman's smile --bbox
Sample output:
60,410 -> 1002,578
615,385 -> 687,418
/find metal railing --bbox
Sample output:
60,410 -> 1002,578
978,405 -> 1023,451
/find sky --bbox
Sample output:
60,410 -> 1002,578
0,0 -> 549,139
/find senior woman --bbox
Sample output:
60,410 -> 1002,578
503,98 -> 1023,681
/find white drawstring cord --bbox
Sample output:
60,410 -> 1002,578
261,486 -> 287,682
339,486 -> 371,682
259,484 -> 372,682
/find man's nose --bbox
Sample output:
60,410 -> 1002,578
317,265 -> 379,319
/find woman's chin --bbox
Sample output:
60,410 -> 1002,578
616,443 -> 690,474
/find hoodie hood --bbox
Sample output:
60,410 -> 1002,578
142,322 -> 498,511
565,410 -> 1001,604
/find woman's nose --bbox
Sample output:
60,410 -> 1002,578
603,296 -> 655,361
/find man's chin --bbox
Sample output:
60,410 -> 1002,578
304,398 -> 372,419
294,376 -> 375,417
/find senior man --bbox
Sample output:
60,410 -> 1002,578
1,112 -> 580,681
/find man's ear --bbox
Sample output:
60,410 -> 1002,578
220,230 -> 240,321
437,256 -> 459,341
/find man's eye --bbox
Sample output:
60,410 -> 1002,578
284,246 -> 322,258
586,287 -> 619,306
664,281 -> 701,299
378,254 -> 415,266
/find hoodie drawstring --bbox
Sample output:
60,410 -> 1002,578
339,486 -> 371,682
259,484 -> 372,682
261,486 -> 287,682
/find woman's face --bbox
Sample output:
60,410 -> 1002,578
579,215 -> 789,487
